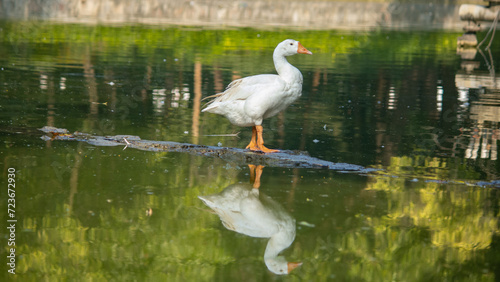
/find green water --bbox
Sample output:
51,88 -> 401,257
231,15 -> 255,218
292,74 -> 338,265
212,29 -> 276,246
1,22 -> 500,281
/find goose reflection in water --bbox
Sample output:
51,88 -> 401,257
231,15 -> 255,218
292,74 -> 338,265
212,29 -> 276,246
198,165 -> 301,275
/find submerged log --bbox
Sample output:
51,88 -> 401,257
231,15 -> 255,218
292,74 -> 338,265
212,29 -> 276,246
39,126 -> 373,172
36,126 -> 500,188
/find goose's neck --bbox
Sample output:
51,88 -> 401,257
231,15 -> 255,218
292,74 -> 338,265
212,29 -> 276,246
273,51 -> 302,84
264,228 -> 295,259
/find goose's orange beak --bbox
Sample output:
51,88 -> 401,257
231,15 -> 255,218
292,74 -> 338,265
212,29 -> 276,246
287,262 -> 303,273
297,42 -> 312,55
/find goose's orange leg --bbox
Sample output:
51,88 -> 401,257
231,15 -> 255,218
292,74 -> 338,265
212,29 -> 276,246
255,125 -> 279,153
245,126 -> 258,150
248,164 -> 264,189
249,164 -> 256,183
253,164 -> 263,188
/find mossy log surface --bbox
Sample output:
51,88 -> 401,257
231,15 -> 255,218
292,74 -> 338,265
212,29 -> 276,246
39,126 -> 374,172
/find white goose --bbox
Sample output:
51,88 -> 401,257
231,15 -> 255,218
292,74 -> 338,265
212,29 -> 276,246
199,184 -> 300,275
202,39 -> 312,153
198,166 -> 301,274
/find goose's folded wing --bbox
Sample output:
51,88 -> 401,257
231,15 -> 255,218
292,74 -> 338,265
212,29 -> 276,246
203,74 -> 285,107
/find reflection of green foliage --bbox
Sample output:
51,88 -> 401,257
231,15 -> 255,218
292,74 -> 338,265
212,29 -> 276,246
354,174 -> 499,280
13,148 -> 239,280
367,176 -> 497,251
288,174 -> 498,281
375,155 -> 486,183
0,21 -> 460,73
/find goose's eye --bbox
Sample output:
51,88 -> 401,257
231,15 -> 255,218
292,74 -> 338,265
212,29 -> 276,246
289,43 -> 293,46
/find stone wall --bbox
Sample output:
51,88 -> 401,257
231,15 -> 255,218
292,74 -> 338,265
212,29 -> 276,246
0,0 -> 465,30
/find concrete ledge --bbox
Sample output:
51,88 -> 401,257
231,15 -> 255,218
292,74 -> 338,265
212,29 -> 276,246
0,0 -> 464,30
459,4 -> 500,21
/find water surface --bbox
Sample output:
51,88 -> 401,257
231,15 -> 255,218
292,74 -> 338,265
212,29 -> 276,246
1,22 -> 499,281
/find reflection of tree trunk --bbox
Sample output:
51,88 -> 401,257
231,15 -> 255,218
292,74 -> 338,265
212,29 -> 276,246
105,69 -> 117,112
68,143 -> 84,215
277,112 -> 285,148
84,46 -> 98,134
299,70 -> 321,151
420,67 -> 438,121
84,49 -> 98,117
142,65 -> 152,112
71,46 -> 96,214
46,73 -> 55,148
192,61 -> 202,144
231,71 -> 241,81
164,65 -> 174,115
375,71 -> 390,165
440,65 -> 459,125
189,60 -> 202,188
213,65 -> 224,93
